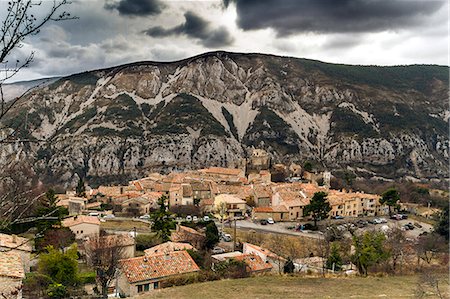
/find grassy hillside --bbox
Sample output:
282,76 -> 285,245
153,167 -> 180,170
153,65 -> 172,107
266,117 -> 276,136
135,275 -> 448,299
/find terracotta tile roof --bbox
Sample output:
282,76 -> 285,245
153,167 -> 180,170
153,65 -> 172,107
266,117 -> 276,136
199,167 -> 243,176
253,206 -> 288,213
211,251 -> 244,261
0,251 -> 24,278
144,242 -> 194,256
234,254 -> 273,273
86,202 -> 102,209
243,243 -> 285,261
119,250 -> 200,283
200,198 -> 214,206
214,194 -> 246,205
141,191 -> 163,201
182,185 -> 193,197
253,185 -> 272,198
191,182 -> 210,191
87,234 -> 135,248
62,215 -> 100,227
0,233 -> 32,252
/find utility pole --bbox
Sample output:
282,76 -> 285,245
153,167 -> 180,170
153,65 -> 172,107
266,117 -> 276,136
233,217 -> 237,252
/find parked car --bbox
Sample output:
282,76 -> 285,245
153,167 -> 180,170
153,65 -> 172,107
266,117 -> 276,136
391,214 -> 403,220
403,223 -> 414,230
222,233 -> 232,242
186,215 -> 192,222
414,222 -> 423,228
267,218 -> 275,224
139,214 -> 150,220
203,215 -> 210,222
372,218 -> 384,224
88,212 -> 99,217
379,218 -> 388,223
193,216 -> 198,222
260,219 -> 268,225
103,214 -> 115,219
400,214 -> 408,219
334,215 -> 344,220
212,247 -> 225,254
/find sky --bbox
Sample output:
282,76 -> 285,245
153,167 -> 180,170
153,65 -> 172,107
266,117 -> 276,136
3,0 -> 449,82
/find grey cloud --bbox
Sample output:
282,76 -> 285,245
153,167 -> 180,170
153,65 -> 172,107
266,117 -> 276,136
104,0 -> 165,17
144,11 -> 234,48
224,0 -> 445,35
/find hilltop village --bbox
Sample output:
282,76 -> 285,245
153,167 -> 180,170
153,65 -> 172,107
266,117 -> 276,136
63,149 -> 388,222
1,150 -> 446,298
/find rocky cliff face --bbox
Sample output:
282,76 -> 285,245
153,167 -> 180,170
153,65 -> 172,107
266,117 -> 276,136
1,51 -> 448,186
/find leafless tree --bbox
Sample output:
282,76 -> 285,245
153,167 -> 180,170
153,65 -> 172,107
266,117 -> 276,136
85,235 -> 127,298
385,226 -> 408,273
415,269 -> 445,299
414,233 -> 446,266
0,1 -> 76,141
0,0 -> 75,230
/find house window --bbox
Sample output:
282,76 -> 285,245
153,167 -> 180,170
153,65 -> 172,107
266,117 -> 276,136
80,230 -> 83,234
154,282 -> 159,289
137,284 -> 150,293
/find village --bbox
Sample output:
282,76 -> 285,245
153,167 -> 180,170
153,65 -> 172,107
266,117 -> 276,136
1,149 -> 446,299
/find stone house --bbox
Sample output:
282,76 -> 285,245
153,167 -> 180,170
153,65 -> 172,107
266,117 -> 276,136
117,251 -> 200,296
62,215 -> 100,240
85,234 -> 135,262
0,251 -> 25,299
181,184 -> 194,205
211,251 -> 272,274
0,233 -> 32,272
252,206 -> 288,222
171,225 -> 205,249
144,241 -> 194,256
243,243 -> 286,273
214,194 -> 247,218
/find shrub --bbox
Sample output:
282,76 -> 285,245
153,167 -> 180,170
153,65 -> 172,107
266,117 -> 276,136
78,271 -> 96,284
47,283 -> 68,299
135,234 -> 161,251
23,273 -> 54,298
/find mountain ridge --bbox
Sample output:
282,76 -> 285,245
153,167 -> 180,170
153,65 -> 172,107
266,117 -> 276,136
1,51 -> 448,186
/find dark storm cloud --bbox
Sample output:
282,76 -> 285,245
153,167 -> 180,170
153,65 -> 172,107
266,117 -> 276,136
144,11 -> 234,48
104,0 -> 165,17
224,0 -> 445,35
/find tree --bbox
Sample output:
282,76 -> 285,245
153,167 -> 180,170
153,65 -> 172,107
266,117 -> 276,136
75,178 -> 86,197
303,161 -> 313,172
215,201 -> 227,234
326,243 -> 343,271
36,227 -> 75,252
85,235 -> 126,298
46,283 -> 68,299
204,221 -> 219,250
380,188 -> 400,216
35,188 -> 68,233
351,231 -> 389,276
150,195 -> 174,242
385,226 -> 408,272
283,258 -> 295,273
38,244 -> 79,286
304,191 -> 331,227
414,233 -> 446,265
0,0 -> 75,234
435,206 -> 449,241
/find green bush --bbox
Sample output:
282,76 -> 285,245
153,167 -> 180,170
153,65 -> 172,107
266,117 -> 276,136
47,283 -> 68,299
78,271 -> 96,284
23,273 -> 54,298
135,234 -> 161,251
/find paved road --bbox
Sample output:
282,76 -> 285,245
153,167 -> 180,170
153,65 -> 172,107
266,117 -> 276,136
216,219 -> 324,240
